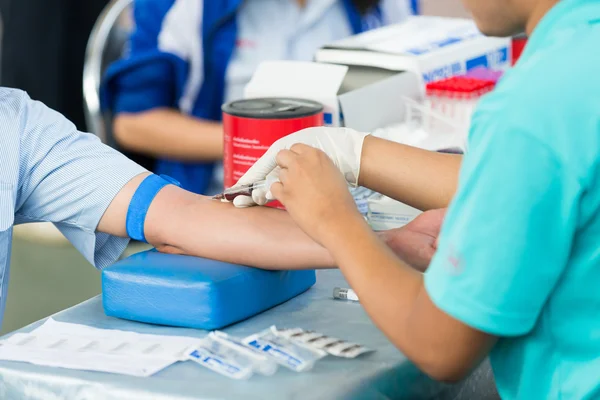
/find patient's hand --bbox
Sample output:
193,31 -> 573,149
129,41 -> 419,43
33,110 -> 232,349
377,208 -> 447,272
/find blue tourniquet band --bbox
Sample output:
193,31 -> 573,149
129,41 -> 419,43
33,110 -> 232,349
126,174 -> 180,243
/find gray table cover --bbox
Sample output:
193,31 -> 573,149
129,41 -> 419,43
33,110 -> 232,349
0,270 -> 499,400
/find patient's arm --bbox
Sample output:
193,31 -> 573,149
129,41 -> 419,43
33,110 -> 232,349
98,173 -> 443,270
98,173 -> 335,269
148,185 -> 336,269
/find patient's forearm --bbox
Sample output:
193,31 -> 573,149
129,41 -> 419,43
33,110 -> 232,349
98,175 -> 439,271
145,186 -> 335,269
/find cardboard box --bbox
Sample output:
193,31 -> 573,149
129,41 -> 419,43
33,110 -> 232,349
368,196 -> 422,231
315,16 -> 511,83
244,61 -> 422,131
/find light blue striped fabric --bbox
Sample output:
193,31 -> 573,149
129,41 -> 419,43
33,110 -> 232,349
0,88 -> 147,329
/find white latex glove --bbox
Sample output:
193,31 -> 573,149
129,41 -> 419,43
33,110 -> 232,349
232,127 -> 369,208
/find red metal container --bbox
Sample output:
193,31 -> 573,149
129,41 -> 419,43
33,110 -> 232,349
222,98 -> 324,208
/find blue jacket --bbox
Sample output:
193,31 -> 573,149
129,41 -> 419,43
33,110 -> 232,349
102,0 -> 408,194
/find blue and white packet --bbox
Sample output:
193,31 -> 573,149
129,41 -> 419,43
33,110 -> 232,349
188,339 -> 253,380
242,326 -> 326,372
274,327 -> 373,359
351,187 -> 378,216
210,331 -> 278,376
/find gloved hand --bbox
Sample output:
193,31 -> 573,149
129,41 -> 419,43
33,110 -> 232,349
231,127 -> 369,208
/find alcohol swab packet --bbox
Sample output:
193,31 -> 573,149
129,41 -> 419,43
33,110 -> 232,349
274,327 -> 374,359
242,326 -> 326,372
188,338 -> 254,380
209,331 -> 278,376
188,347 -> 252,380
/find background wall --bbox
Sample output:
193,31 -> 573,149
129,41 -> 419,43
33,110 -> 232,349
1,230 -> 101,335
2,225 -> 150,335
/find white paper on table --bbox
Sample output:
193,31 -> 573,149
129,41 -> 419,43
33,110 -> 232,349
0,319 -> 202,377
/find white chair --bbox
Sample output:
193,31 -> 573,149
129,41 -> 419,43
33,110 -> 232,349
83,0 -> 133,145
16,0 -> 134,246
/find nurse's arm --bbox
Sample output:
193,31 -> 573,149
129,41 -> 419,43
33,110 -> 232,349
324,116 -> 575,382
113,110 -> 224,161
322,217 -> 497,382
359,136 -> 462,211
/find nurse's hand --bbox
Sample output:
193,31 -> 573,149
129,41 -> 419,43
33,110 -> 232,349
232,127 -> 369,208
269,144 -> 363,246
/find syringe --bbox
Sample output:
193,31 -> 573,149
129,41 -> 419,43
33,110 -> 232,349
212,180 -> 269,202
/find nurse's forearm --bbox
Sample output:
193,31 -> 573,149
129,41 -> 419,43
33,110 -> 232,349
113,109 -> 224,161
144,185 -> 335,269
359,136 -> 462,211
322,216 -> 495,382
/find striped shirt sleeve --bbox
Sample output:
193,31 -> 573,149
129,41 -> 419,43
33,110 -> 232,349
13,90 -> 147,269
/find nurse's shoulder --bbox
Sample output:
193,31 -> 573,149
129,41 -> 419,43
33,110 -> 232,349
470,24 -> 600,183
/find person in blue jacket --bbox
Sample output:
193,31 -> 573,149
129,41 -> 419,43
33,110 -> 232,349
102,0 -> 412,195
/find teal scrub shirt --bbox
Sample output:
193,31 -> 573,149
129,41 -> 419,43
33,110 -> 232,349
424,0 -> 600,398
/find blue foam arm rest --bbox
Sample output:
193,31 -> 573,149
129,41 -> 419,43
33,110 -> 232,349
102,250 -> 316,330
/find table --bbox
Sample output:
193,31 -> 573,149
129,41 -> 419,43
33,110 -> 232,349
0,271 -> 499,399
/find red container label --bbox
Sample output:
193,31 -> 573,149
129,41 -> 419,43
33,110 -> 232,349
223,112 -> 324,209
